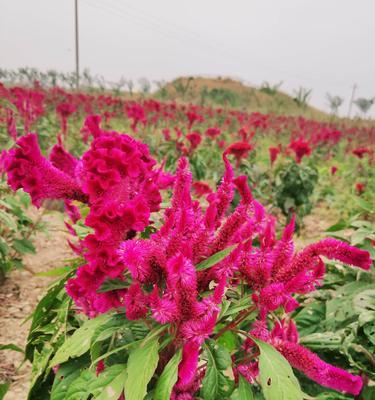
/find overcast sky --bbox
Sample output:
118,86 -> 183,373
1,0 -> 374,117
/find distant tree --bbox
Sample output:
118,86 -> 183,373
82,68 -> 94,88
293,87 -> 312,109
154,80 -> 168,99
172,77 -> 193,99
111,76 -> 127,96
126,79 -> 134,96
46,69 -> 59,87
260,81 -> 283,96
354,97 -> 374,117
138,78 -> 151,95
0,68 -> 9,81
326,93 -> 344,115
95,75 -> 107,91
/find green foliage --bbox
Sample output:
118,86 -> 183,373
200,340 -> 234,400
274,162 -> 318,229
124,333 -> 160,400
0,180 -> 42,283
292,217 -> 375,386
154,349 -> 182,400
254,339 -> 306,400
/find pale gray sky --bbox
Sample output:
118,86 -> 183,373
1,0 -> 374,117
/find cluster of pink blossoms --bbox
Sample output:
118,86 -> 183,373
2,121 -> 371,399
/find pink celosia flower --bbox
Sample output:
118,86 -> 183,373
3,133 -> 86,207
224,141 -> 253,167
269,145 -> 281,166
355,182 -> 365,195
275,340 -> 362,395
205,127 -> 221,138
186,131 -> 202,151
192,181 -> 212,198
352,147 -> 371,159
331,165 -> 338,175
289,138 -> 311,163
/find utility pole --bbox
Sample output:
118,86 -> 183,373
347,84 -> 357,118
75,0 -> 80,90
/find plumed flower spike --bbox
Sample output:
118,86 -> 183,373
277,237 -> 372,283
275,340 -> 363,395
4,133 -> 87,207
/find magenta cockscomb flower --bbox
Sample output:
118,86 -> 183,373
269,145 -> 281,166
3,133 -> 86,207
289,138 -> 311,163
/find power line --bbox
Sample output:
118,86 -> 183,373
75,0 -> 80,89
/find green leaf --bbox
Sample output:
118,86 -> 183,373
29,344 -> 54,395
353,288 -> 375,313
97,278 -> 128,293
221,296 -> 254,317
0,237 -> 9,257
0,209 -> 17,230
12,238 -> 36,254
196,245 -> 236,271
254,338 -> 305,400
0,343 -> 24,353
325,219 -> 348,232
35,265 -> 73,277
72,223 -> 93,240
201,340 -> 234,400
154,349 -> 182,400
90,314 -> 129,362
28,272 -> 71,334
299,332 -> 342,351
51,357 -> 88,400
355,198 -> 374,214
50,313 -> 112,367
65,370 -> 95,400
0,383 -> 10,400
124,333 -> 160,400
231,375 -> 254,399
217,331 -> 238,352
90,364 -> 127,400
294,301 -> 326,336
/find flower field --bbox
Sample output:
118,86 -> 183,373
0,78 -> 374,400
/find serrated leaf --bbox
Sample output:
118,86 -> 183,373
196,245 -> 236,271
124,333 -> 160,400
254,338 -> 305,400
50,313 -> 112,367
154,349 -> 182,400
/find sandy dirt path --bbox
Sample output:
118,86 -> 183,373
0,210 -> 73,400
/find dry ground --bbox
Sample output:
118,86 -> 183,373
0,211 -> 73,400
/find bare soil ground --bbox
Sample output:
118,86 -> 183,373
0,211 -> 73,400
